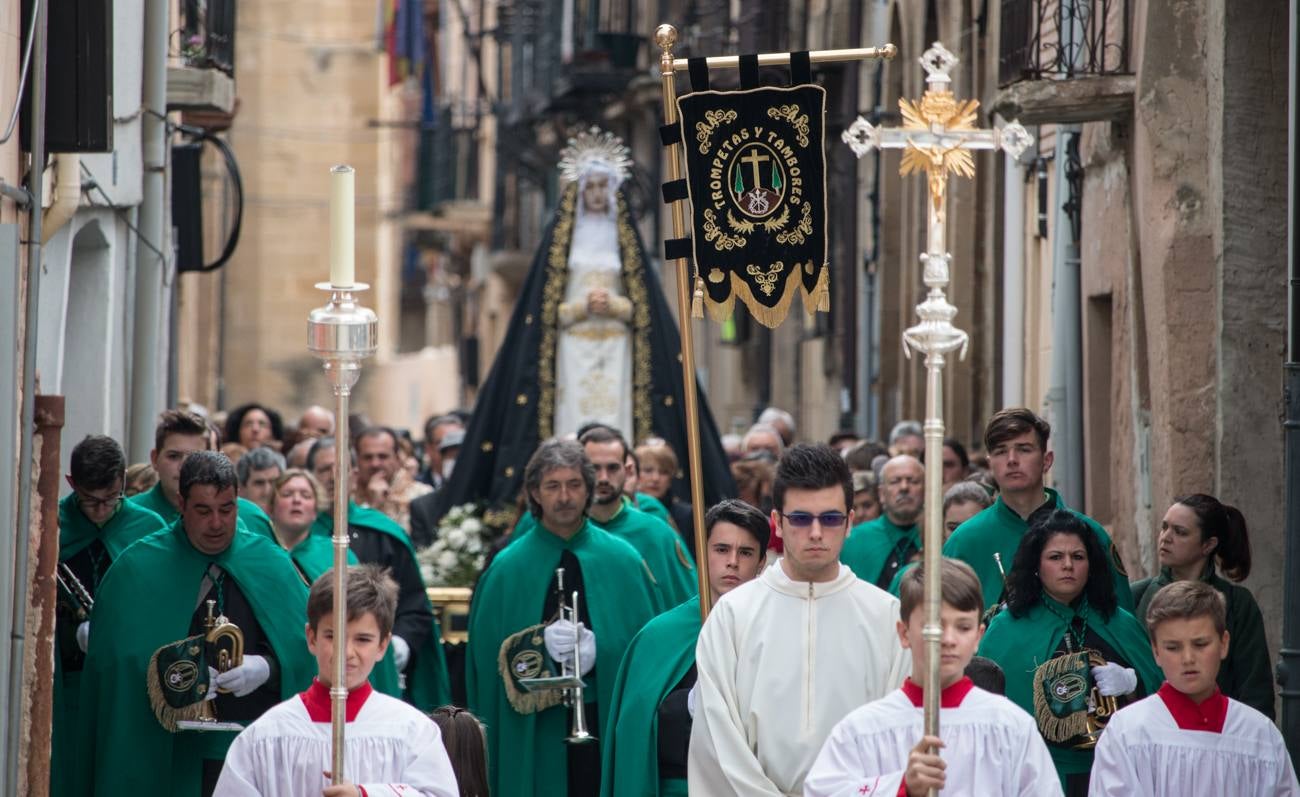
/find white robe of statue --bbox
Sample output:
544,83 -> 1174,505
554,171 -> 634,438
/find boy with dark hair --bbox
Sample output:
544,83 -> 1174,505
806,559 -> 1059,797
943,407 -> 1133,613
215,565 -> 459,796
1089,581 -> 1299,795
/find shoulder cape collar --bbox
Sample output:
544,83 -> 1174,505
901,676 -> 975,708
1157,682 -> 1228,733
763,561 -> 856,597
300,678 -> 374,722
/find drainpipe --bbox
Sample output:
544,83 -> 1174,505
4,0 -> 46,790
1001,152 -> 1026,406
1278,0 -> 1299,763
40,153 -> 79,243
129,0 -> 170,461
1045,127 -> 1084,508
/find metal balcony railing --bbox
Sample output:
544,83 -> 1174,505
999,0 -> 1129,86
417,104 -> 482,211
178,0 -> 236,75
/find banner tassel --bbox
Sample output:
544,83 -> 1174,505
692,276 -> 705,318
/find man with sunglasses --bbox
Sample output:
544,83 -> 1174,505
52,435 -> 167,797
841,455 -> 925,589
689,444 -> 910,797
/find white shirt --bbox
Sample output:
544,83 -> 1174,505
214,682 -> 459,797
1090,687 -> 1300,796
689,563 -> 910,797
804,679 -> 1062,797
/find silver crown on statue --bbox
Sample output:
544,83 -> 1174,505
558,126 -> 633,186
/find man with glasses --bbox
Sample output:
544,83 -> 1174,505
841,455 -> 925,589
689,444 -> 910,797
53,435 -> 169,797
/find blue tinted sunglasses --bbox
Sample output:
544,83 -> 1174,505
779,511 -> 848,528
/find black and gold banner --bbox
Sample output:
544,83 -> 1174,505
676,84 -> 829,328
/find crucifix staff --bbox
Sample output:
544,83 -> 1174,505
842,41 -> 1032,789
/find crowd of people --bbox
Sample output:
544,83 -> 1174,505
50,398 -> 1297,796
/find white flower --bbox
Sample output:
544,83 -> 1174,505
437,551 -> 458,572
445,528 -> 468,549
461,518 -> 483,536
465,537 -> 482,554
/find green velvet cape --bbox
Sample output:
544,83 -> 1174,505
311,500 -> 451,709
466,520 -> 658,797
841,514 -> 920,587
942,488 -> 1134,612
592,498 -> 696,609
52,494 -> 168,797
634,492 -> 675,530
600,596 -> 701,797
75,521 -> 316,797
129,481 -> 275,539
977,595 -> 1161,783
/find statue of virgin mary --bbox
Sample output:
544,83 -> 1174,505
429,127 -> 734,530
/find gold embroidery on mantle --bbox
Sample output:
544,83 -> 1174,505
539,186 -> 578,440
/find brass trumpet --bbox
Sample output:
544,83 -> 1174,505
204,599 -> 244,693
517,567 -> 597,745
1077,650 -> 1119,750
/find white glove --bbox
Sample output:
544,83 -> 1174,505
390,635 -> 411,672
75,621 -> 90,653
214,654 -> 272,698
1091,662 -> 1138,697
205,667 -> 219,701
687,682 -> 698,719
543,619 -> 597,676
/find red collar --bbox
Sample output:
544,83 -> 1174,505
901,676 -> 975,708
299,678 -> 373,723
1157,682 -> 1228,733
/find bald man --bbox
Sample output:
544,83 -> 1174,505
839,455 -> 923,589
296,406 -> 335,440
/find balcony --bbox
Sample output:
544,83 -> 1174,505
993,0 -> 1134,125
167,0 -> 237,116
416,104 -> 482,211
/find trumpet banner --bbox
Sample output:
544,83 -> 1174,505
676,84 -> 829,328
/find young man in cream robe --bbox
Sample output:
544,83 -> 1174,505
688,445 -> 910,797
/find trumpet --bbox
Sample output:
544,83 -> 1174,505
204,599 -> 245,693
57,562 -> 94,621
1077,650 -> 1119,750
517,567 -> 597,745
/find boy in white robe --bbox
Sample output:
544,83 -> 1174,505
1089,581 -> 1299,796
215,565 -> 458,797
805,558 -> 1061,797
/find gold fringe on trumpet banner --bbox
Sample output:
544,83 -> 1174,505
1032,650 -> 1093,744
700,262 -> 830,329
498,623 -> 564,715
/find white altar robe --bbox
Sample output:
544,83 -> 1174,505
803,680 -> 1062,797
688,563 -> 910,797
214,683 -> 459,797
553,203 -> 633,438
1089,687 -> 1300,796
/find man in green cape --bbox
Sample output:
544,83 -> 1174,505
600,499 -> 769,797
52,435 -> 168,797
580,427 -> 696,608
467,439 -> 658,797
130,408 -> 275,538
840,455 -> 923,589
76,451 -> 316,797
307,435 -> 451,710
943,408 -> 1133,611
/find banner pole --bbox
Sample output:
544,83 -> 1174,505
656,23 -> 712,621
668,44 -> 895,72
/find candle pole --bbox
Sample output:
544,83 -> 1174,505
308,164 -> 377,784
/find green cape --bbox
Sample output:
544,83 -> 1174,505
600,596 -> 701,797
977,596 -> 1162,782
633,492 -> 675,529
283,532 -> 402,698
467,520 -> 658,797
886,560 -> 917,597
312,500 -> 451,710
52,494 -> 168,797
840,514 -> 919,587
942,488 -> 1134,612
75,521 -> 316,797
129,482 -> 275,540
592,498 -> 696,609
1132,563 -> 1275,718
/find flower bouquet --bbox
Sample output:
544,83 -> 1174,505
417,503 -> 491,587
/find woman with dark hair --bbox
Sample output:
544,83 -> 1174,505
978,510 -> 1160,796
431,706 -> 490,797
225,402 -> 285,451
1132,493 -> 1273,718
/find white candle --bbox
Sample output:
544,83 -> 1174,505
329,165 -> 355,287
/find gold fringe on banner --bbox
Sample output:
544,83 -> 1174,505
692,277 -> 705,318
700,261 -> 831,329
147,645 -> 215,732
1032,651 -> 1092,743
498,624 -> 564,715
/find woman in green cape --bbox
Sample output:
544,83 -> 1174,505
978,510 -> 1160,797
600,499 -> 770,797
268,469 -> 402,696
